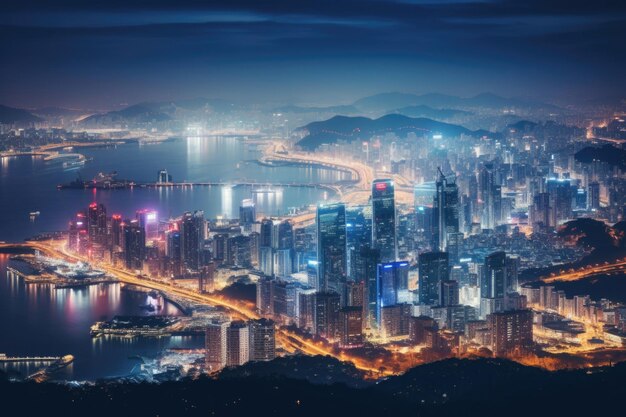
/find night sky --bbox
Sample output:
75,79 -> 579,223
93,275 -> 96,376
1,0 -> 625,108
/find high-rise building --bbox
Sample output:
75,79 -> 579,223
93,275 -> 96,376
239,199 -> 256,231
259,218 -> 275,276
546,178 -> 573,226
313,291 -> 341,339
110,214 -> 123,247
481,251 -> 507,316
226,321 -> 250,366
136,209 -> 159,241
87,202 -> 107,245
432,169 -> 459,252
418,251 -> 449,306
439,280 -> 459,307
488,309 -> 533,356
181,210 -> 205,271
346,205 -> 372,279
588,181 -> 600,210
375,261 -> 409,330
316,203 -> 347,298
123,219 -> 145,270
371,179 -> 397,262
248,318 -> 276,362
338,306 -> 363,347
353,247 -> 380,330
205,318 -> 230,371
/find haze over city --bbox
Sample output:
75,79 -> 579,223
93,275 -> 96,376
1,1 -> 626,417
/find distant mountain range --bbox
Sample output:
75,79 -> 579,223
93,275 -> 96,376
273,104 -> 359,115
0,104 -> 42,125
391,105 -> 472,119
296,114 -> 494,150
351,92 -> 560,113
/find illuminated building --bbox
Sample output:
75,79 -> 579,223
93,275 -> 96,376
205,318 -> 230,371
313,291 -> 340,340
298,291 -> 316,331
123,219 -> 145,270
316,203 -> 347,299
181,210 -> 205,271
110,214 -> 123,247
546,178 -> 573,226
239,199 -> 256,231
375,261 -> 409,331
136,209 -> 158,241
488,309 -> 533,356
157,169 -> 171,184
226,321 -> 250,366
380,303 -> 411,338
256,276 -> 274,316
87,202 -> 107,245
433,169 -> 459,253
418,251 -> 449,306
353,247 -> 380,331
346,205 -> 372,279
339,306 -> 364,347
439,280 -> 459,307
372,179 -> 397,262
588,181 -> 600,210
259,218 -> 275,276
248,318 -> 276,362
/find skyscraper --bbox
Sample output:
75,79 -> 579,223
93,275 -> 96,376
313,291 -> 341,339
123,219 -> 145,270
316,203 -> 347,298
239,199 -> 256,231
375,261 -> 409,331
181,210 -> 205,272
353,247 -> 380,331
481,251 -> 507,316
418,251 -> 449,306
87,202 -> 107,245
372,179 -> 397,262
432,169 -> 459,252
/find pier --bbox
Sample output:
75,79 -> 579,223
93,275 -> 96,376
0,354 -> 60,363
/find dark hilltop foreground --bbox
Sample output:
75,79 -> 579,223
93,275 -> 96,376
1,357 -> 626,417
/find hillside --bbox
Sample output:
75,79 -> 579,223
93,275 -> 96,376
296,114 -> 493,150
0,104 -> 42,125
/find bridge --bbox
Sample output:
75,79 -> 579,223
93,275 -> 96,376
0,355 -> 60,362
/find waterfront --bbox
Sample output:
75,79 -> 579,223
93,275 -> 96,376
0,136 -> 348,242
0,252 -> 203,381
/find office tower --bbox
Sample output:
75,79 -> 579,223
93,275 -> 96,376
346,205 -> 372,279
273,220 -> 294,278
481,251 -> 507,316
256,276 -> 274,315
316,203 -> 347,298
181,210 -> 205,271
353,247 -> 380,330
375,261 -> 409,330
432,169 -> 459,252
136,209 -> 159,241
339,307 -> 364,347
488,309 -> 533,356
530,192 -> 551,229
123,219 -> 145,270
259,218 -> 275,276
371,179 -> 397,262
239,198 -> 256,231
346,280 -> 364,308
226,235 -> 252,267
418,251 -> 449,306
479,164 -> 501,230
306,260 -> 319,289
166,229 -> 182,277
110,214 -> 123,247
546,178 -> 573,226
298,292 -> 316,331
205,318 -> 230,371
212,233 -> 228,263
226,321 -> 250,366
588,181 -> 600,210
313,291 -> 341,339
248,318 -> 276,362
439,280 -> 459,307
87,202 -> 107,244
